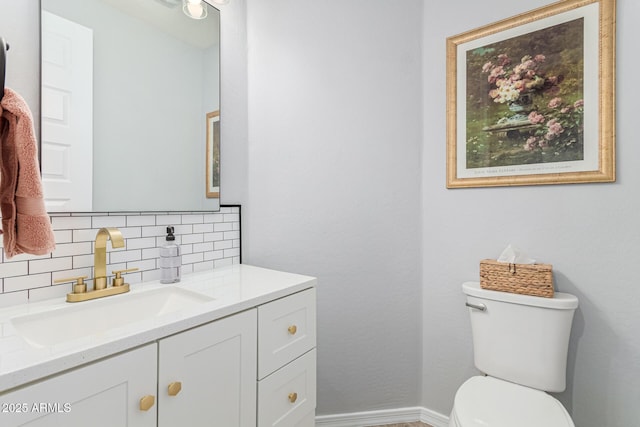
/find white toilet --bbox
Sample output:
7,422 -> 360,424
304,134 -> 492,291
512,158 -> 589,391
449,282 -> 579,427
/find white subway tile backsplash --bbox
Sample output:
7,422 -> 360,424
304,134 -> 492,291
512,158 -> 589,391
0,262 -> 28,278
28,284 -> 69,302
142,247 -> 160,260
126,215 -> 156,227
0,207 -> 241,304
182,214 -> 204,224
193,242 -> 214,253
29,257 -> 73,275
204,250 -> 225,261
155,215 -> 181,225
182,233 -> 204,245
72,254 -> 94,269
204,232 -> 224,242
110,249 -> 142,264
193,223 -> 214,233
214,258 -> 233,269
223,231 -> 240,240
54,230 -> 73,244
52,242 -> 93,258
4,273 -> 52,293
224,248 -> 240,258
92,216 -> 126,228
126,237 -> 156,250
213,223 -> 233,232
223,213 -> 240,223
214,240 -> 233,251
52,216 -> 92,230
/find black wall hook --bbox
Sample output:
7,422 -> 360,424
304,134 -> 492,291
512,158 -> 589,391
1,37 -> 9,103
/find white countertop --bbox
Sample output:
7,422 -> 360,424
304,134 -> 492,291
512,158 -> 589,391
0,264 -> 316,392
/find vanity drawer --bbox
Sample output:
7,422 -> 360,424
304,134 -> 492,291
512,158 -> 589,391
258,288 -> 316,379
257,349 -> 316,427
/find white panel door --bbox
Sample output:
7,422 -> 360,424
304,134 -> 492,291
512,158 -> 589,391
158,310 -> 258,427
41,11 -> 93,212
0,343 -> 157,427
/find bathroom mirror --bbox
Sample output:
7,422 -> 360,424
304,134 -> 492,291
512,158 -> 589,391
40,0 -> 220,212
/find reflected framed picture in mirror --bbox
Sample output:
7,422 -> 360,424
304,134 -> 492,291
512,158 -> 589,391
206,110 -> 220,198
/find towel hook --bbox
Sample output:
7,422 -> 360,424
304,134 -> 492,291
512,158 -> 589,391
1,37 -> 9,103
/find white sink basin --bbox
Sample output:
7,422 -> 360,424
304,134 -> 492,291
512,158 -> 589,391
11,287 -> 214,348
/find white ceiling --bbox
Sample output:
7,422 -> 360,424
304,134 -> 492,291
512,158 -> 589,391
99,0 -> 219,49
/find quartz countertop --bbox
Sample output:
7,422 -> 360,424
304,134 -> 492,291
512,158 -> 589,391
0,264 -> 316,392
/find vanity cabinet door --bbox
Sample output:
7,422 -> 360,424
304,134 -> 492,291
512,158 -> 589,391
0,343 -> 157,427
158,309 -> 257,427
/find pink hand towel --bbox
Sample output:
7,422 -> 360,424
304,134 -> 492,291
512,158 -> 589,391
0,87 -> 56,258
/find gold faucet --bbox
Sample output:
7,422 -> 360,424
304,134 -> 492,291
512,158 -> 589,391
94,227 -> 124,290
55,227 -> 138,302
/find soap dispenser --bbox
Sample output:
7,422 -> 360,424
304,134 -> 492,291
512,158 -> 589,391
159,226 -> 181,283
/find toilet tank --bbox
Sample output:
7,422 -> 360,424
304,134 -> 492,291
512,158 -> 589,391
463,282 -> 578,392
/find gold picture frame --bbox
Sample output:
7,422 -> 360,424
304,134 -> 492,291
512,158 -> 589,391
446,0 -> 615,188
206,110 -> 220,198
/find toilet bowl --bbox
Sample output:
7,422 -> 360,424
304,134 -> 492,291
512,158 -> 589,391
450,282 -> 579,427
449,376 -> 574,427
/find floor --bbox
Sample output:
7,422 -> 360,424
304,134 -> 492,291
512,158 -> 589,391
370,423 -> 433,427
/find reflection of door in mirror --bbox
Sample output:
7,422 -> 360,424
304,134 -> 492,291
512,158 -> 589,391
41,0 -> 221,212
41,11 -> 93,211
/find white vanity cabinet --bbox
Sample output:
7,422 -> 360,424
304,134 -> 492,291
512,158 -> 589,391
158,309 -> 257,427
0,266 -> 317,427
0,343 -> 158,427
0,311 -> 257,427
257,288 -> 317,427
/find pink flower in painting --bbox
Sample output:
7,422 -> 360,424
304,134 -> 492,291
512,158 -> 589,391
524,137 -> 539,151
534,54 -> 546,63
561,106 -> 572,114
497,54 -> 510,66
574,99 -> 584,108
528,111 -> 545,124
482,62 -> 493,73
545,118 -> 564,140
548,97 -> 563,109
487,66 -> 505,84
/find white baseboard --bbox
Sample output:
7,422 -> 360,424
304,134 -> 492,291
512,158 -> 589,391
315,406 -> 449,427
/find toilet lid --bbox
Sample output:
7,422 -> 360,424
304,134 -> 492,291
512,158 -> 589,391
453,376 -> 574,427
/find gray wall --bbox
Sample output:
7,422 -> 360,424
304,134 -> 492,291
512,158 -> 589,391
243,0 -> 423,415
422,1 -> 640,426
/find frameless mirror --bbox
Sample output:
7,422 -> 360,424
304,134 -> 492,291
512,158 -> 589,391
40,0 -> 220,212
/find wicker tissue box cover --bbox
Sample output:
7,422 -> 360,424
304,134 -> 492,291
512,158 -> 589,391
479,259 -> 554,298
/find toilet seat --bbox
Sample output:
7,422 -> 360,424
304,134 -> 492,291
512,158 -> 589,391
451,376 -> 575,427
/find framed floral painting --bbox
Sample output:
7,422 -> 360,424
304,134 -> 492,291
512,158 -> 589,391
446,0 -> 615,188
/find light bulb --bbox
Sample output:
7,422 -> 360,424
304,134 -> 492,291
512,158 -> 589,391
183,0 -> 207,19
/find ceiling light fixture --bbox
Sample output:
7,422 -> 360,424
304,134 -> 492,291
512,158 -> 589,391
183,0 -> 207,19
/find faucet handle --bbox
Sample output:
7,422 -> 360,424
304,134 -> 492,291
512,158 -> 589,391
55,276 -> 89,294
112,268 -> 139,287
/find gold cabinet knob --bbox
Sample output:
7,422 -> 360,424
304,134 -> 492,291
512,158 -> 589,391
139,395 -> 155,411
288,392 -> 298,403
288,325 -> 298,335
168,381 -> 182,396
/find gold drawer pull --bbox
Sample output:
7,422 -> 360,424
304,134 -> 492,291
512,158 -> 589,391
168,381 -> 182,396
139,395 -> 155,411
288,325 -> 298,335
288,392 -> 298,403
